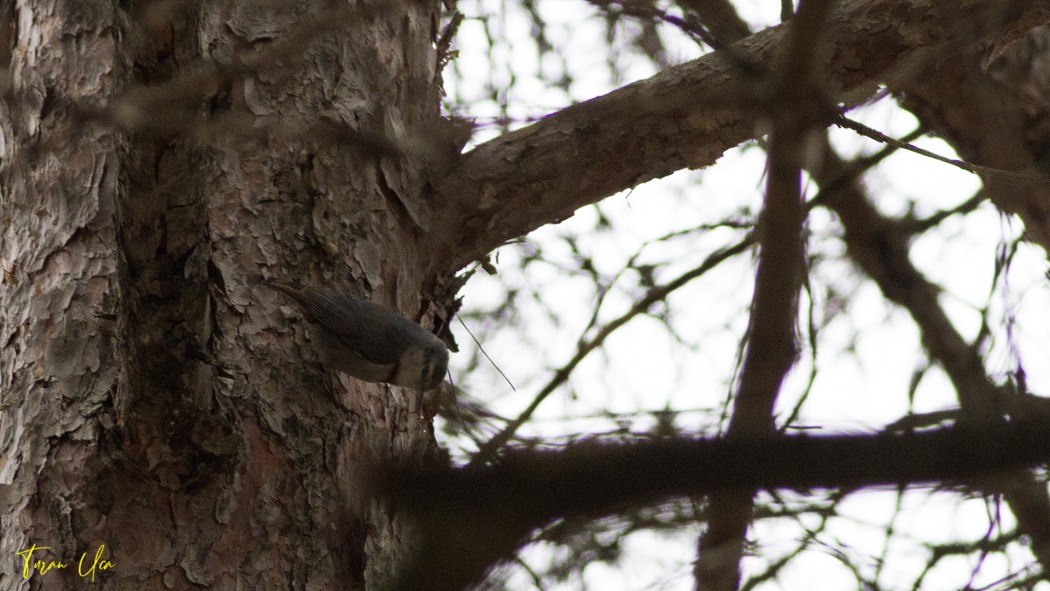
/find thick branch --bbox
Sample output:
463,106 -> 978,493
388,421 -> 1050,591
428,0 -> 1050,273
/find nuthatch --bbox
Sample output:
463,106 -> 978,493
269,282 -> 449,406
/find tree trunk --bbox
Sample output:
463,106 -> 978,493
0,1 -> 455,588
5,0 -> 1050,589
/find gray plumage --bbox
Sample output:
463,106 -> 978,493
270,282 -> 449,392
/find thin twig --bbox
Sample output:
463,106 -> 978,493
466,233 -> 756,469
834,115 -> 1050,184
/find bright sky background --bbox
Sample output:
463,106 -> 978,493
440,1 -> 1050,589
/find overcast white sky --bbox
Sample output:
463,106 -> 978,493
442,2 -> 1050,589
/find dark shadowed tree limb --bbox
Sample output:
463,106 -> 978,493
814,136 -> 1050,573
696,0 -> 833,588
385,420 -> 1050,591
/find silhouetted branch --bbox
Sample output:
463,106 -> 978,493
385,420 -> 1050,591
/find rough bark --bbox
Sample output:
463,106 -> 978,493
431,0 -> 1050,272
1,1 -> 452,589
